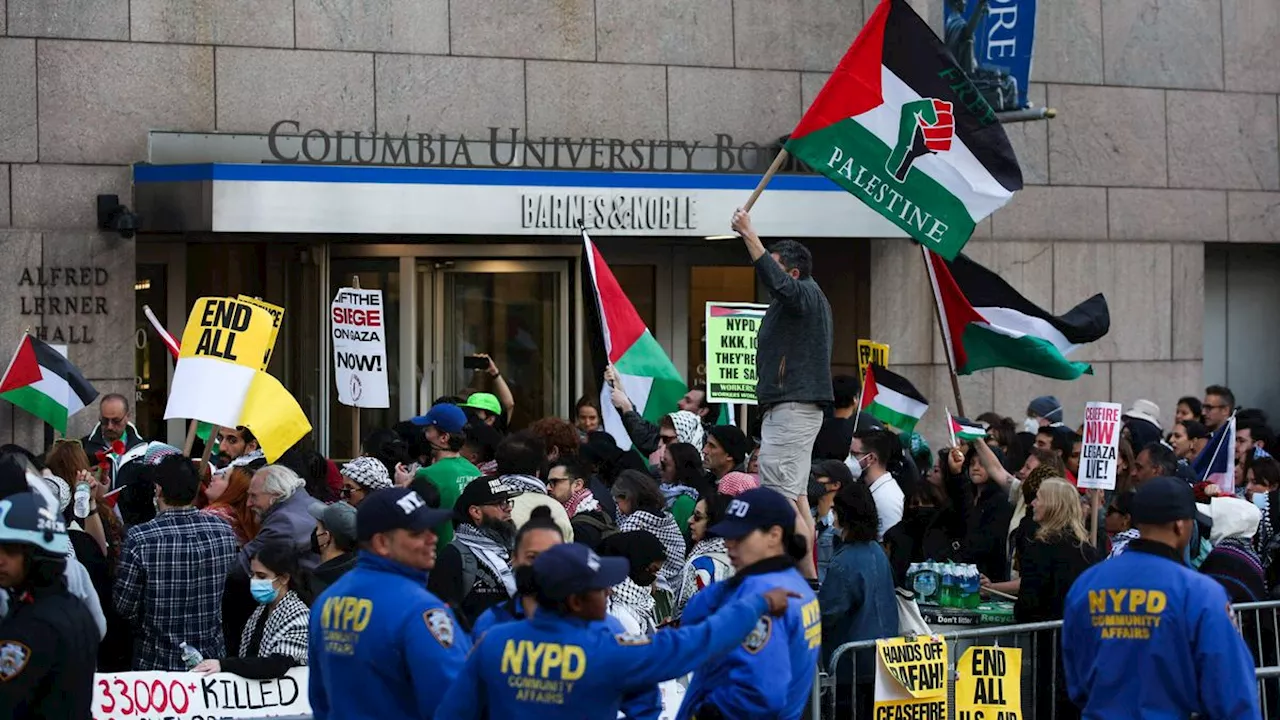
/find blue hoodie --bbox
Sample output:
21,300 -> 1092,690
309,552 -> 471,720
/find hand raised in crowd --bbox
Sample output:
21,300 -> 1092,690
192,659 -> 221,675
947,447 -> 965,475
394,462 -> 415,488
604,366 -> 635,413
79,469 -> 102,506
473,353 -> 500,378
730,208 -> 756,239
762,588 -> 803,616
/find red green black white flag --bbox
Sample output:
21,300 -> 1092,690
860,363 -> 928,434
948,410 -> 987,442
0,334 -> 99,433
926,248 -> 1110,380
581,230 -> 687,452
785,0 -> 1022,260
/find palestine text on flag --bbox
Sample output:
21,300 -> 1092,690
926,249 -> 1110,381
949,411 -> 987,441
0,334 -> 98,433
785,0 -> 1022,260
582,230 -> 687,452
861,363 -> 928,434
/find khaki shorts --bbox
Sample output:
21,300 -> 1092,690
758,402 -> 824,498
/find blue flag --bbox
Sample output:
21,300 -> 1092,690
1191,415 -> 1236,487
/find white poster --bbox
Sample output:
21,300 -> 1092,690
331,287 -> 390,408
1078,401 -> 1123,490
93,668 -> 310,720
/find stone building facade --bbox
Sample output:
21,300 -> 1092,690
0,0 -> 1276,452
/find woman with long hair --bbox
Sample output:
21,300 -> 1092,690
201,466 -> 260,546
658,442 -> 707,534
45,439 -> 112,557
574,395 -> 601,439
1014,478 -> 1100,720
612,470 -> 686,621
193,543 -> 309,678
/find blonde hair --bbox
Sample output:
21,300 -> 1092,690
1034,478 -> 1089,544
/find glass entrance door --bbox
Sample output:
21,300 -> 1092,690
431,260 -> 570,429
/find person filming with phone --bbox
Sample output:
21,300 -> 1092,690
460,354 -> 515,432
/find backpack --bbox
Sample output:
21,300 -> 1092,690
572,511 -> 619,547
456,542 -> 482,597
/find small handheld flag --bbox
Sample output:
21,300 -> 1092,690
948,410 -> 987,442
860,364 -> 928,434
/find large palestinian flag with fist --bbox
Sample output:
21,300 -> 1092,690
785,0 -> 1022,260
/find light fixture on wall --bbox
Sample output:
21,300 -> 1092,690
97,194 -> 141,240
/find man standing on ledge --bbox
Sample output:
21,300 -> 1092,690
731,208 -> 832,581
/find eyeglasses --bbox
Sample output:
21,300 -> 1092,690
691,512 -> 708,522
1203,403 -> 1227,411
485,499 -> 514,510
100,416 -> 127,427
340,486 -> 364,499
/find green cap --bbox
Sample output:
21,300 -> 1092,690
463,392 -> 502,416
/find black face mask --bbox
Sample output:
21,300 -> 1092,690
310,528 -> 326,555
631,567 -> 659,588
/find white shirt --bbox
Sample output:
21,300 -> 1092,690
867,472 -> 905,540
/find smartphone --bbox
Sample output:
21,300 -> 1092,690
463,356 -> 490,370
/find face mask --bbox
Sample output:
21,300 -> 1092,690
1254,493 -> 1271,512
844,454 -> 864,480
631,568 -> 659,588
250,578 -> 279,604
1022,417 -> 1040,434
310,528 -> 326,555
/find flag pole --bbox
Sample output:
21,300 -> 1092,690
742,149 -> 790,213
350,275 -> 362,460
946,408 -> 957,448
920,244 -> 966,418
201,425 -> 220,472
182,420 -> 199,456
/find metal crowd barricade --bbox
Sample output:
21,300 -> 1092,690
815,599 -> 1280,720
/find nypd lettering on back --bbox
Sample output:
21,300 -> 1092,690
500,639 -> 587,705
320,596 -> 372,655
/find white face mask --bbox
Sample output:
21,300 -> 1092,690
1023,417 -> 1040,434
845,453 -> 864,480
1254,492 -> 1270,512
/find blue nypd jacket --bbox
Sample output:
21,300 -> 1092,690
1062,539 -> 1260,720
308,552 -> 471,720
469,596 -> 663,720
676,557 -> 820,720
433,593 -> 772,720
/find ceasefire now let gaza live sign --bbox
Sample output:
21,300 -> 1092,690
703,302 -> 768,405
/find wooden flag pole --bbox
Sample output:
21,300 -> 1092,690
350,275 -> 362,459
742,149 -> 790,213
182,419 -> 199,456
1088,489 -> 1102,547
920,243 -> 966,418
201,425 -> 221,472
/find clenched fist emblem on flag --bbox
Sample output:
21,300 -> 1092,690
887,98 -> 955,182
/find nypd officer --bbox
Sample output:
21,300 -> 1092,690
677,487 -> 820,720
0,491 -> 99,719
434,541 -> 798,719
1062,476 -> 1258,719
310,487 -> 470,720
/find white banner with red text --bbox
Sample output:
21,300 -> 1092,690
93,668 -> 310,720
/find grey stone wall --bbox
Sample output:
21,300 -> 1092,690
0,0 -> 1276,447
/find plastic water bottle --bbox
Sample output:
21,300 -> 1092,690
73,479 -> 91,519
962,565 -> 982,608
179,642 -> 204,670
940,563 -> 957,607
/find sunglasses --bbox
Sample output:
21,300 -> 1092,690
691,512 -> 708,522
340,486 -> 364,499
100,416 -> 127,427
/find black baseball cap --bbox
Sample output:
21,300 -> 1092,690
532,542 -> 629,601
709,487 -> 797,540
356,487 -> 453,542
454,476 -> 522,516
1130,476 -> 1197,525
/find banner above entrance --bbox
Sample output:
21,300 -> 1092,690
134,163 -> 908,239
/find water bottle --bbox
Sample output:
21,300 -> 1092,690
940,563 -> 956,608
73,478 -> 91,519
962,565 -> 982,609
179,642 -> 204,670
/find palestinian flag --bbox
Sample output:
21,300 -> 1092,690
0,334 -> 98,433
582,230 -> 687,452
784,0 -> 1022,260
926,249 -> 1110,380
948,410 -> 987,442
861,364 -> 927,433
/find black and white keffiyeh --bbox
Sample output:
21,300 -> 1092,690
617,510 -> 686,592
454,523 -> 517,596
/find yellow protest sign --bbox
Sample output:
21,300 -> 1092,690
178,297 -> 275,370
956,646 -> 1022,719
240,371 -> 313,462
858,339 -> 890,378
237,295 -> 285,370
873,636 -> 948,719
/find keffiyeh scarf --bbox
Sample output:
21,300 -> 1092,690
453,524 -> 517,597
667,411 -> 706,454
565,487 -> 600,517
618,510 -> 686,593
660,483 -> 699,511
609,577 -> 658,633
501,474 -> 546,495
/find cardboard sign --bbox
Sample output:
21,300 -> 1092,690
703,302 -> 768,404
1078,401 -> 1123,490
93,668 -> 310,720
874,635 -> 948,717
956,646 -> 1023,719
857,339 -> 891,379
331,287 -> 390,409
164,297 -> 279,428
236,295 -> 285,369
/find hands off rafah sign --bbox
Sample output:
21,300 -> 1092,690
331,288 -> 389,409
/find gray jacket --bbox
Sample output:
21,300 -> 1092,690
753,254 -> 833,407
239,489 -> 320,574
